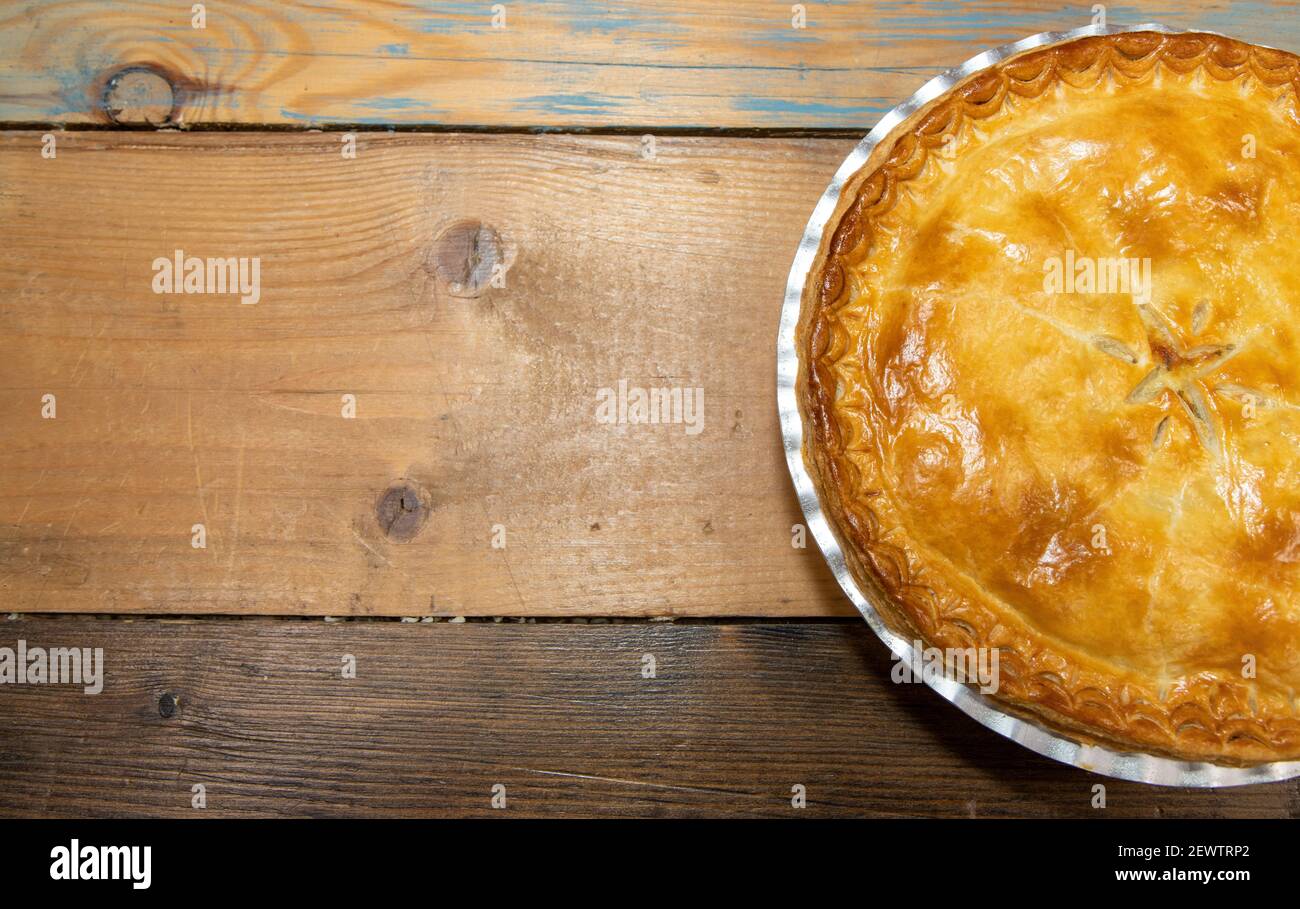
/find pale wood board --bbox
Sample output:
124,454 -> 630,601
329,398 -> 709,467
3,0 -> 1297,129
0,130 -> 851,616
1,617 -> 1294,818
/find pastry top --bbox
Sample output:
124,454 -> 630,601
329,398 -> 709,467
800,32 -> 1300,763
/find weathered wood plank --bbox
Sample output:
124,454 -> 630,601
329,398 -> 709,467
0,618 -> 1291,817
3,1 -> 1297,129
0,130 -> 849,616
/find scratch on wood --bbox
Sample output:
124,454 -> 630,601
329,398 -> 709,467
507,765 -> 746,799
187,393 -> 214,560
350,527 -> 393,567
225,430 -> 247,577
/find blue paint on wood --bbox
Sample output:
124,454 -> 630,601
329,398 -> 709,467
413,18 -> 463,34
412,0 -> 498,32
857,2 -> 1185,45
46,54 -> 113,118
520,92 -> 619,115
757,28 -> 824,46
556,0 -> 687,36
7,0 -> 1300,129
1185,1 -> 1300,49
361,96 -> 432,111
279,107 -> 446,125
734,96 -> 897,118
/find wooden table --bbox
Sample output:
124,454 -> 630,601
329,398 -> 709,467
2,0 -> 1297,817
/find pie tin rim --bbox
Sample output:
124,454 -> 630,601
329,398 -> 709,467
776,19 -> 1300,787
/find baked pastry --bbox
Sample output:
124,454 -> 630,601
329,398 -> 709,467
798,31 -> 1300,764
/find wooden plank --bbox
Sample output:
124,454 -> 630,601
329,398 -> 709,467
3,1 -> 1297,130
0,130 -> 850,616
0,617 -> 1292,817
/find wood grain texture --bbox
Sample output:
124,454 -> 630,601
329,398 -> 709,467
3,1 -> 1299,129
0,130 -> 849,616
0,617 -> 1294,818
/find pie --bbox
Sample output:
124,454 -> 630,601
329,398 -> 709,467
797,31 -> 1300,764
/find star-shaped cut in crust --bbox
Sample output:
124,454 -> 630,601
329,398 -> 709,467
1024,297 -> 1292,460
1117,303 -> 1240,460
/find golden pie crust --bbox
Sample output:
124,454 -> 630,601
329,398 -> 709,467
799,31 -> 1300,764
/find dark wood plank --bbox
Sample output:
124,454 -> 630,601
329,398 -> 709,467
0,618 -> 1293,817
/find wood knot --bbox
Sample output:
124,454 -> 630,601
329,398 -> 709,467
376,480 -> 430,542
158,692 -> 179,718
427,220 -> 508,298
102,66 -> 177,126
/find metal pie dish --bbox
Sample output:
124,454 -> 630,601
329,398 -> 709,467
776,20 -> 1300,787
